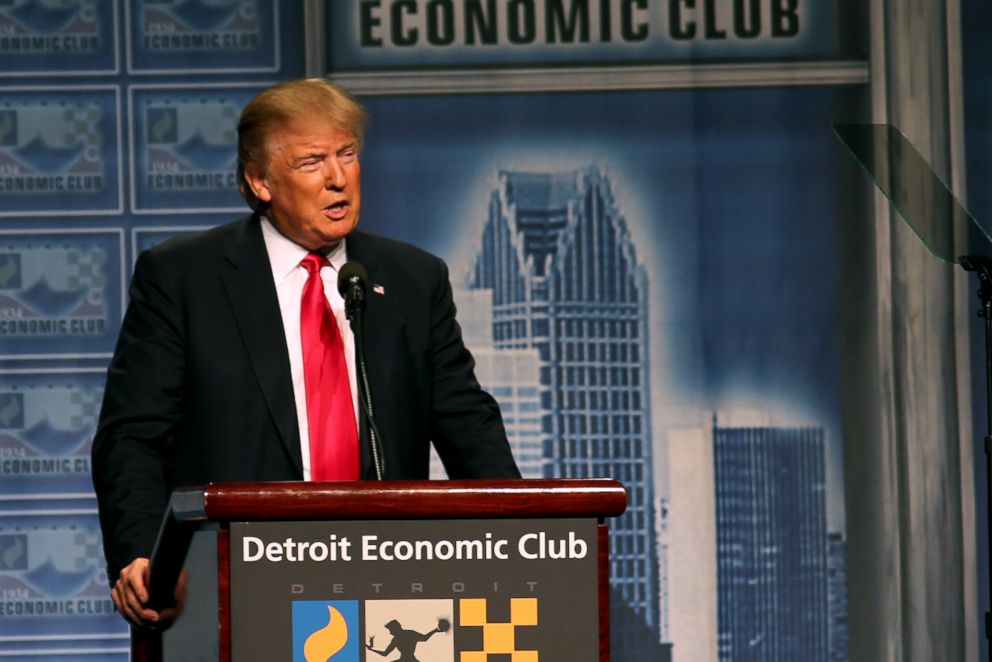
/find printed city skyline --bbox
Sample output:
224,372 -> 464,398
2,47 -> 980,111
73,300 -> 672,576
440,164 -> 848,661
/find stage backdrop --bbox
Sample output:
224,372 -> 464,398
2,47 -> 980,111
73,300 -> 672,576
0,1 -> 981,661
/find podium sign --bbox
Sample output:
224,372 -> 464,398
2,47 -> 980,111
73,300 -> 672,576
134,480 -> 626,662
230,518 -> 599,661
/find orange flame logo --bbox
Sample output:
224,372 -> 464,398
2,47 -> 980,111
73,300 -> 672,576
303,605 -> 349,662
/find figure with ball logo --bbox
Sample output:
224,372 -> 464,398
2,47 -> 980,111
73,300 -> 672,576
366,616 -> 451,662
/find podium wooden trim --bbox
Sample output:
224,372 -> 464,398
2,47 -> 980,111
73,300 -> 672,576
132,478 -> 626,662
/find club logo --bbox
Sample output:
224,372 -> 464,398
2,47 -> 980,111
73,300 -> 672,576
130,0 -> 277,73
0,0 -> 107,62
140,0 -> 263,52
0,246 -> 108,338
0,386 -> 99,456
0,98 -> 104,194
366,599 -> 454,662
459,597 -> 539,661
0,378 -> 102,491
142,98 -> 238,188
0,373 -> 104,498
132,87 -> 260,211
0,231 -> 122,356
292,600 -> 361,662
0,518 -> 106,604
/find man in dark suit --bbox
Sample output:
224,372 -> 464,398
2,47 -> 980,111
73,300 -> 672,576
92,79 -> 519,627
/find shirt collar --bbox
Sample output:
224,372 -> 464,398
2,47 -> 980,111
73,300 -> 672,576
260,215 -> 348,282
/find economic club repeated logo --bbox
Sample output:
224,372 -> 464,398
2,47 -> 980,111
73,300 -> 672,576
0,247 -> 108,340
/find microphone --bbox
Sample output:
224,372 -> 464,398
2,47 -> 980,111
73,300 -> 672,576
336,261 -> 384,480
337,261 -> 367,316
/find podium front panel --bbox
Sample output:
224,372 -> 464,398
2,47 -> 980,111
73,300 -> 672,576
229,518 -> 599,661
160,528 -> 219,659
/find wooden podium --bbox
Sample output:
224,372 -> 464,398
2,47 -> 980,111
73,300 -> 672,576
132,478 -> 627,662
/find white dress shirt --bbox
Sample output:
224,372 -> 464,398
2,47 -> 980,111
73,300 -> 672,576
260,216 -> 359,480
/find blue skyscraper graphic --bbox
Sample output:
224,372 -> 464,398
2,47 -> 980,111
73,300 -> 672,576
468,167 -> 660,634
713,419 -> 830,662
455,288 -> 544,478
827,532 -> 849,662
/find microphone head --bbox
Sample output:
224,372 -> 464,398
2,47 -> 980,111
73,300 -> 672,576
338,261 -> 368,298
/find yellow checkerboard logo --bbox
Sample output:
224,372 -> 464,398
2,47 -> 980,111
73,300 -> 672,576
459,597 -> 538,662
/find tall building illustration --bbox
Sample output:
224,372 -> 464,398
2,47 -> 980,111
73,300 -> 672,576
468,167 -> 659,632
713,420 -> 830,662
826,532 -> 849,662
454,288 -> 544,478
668,426 -> 718,662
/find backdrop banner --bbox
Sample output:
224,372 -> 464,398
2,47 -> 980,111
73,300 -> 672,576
0,1 -> 869,659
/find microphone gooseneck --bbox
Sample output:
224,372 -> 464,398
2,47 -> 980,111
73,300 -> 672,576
337,261 -> 384,480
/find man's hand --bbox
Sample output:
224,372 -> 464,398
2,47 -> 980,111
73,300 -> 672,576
111,557 -> 187,628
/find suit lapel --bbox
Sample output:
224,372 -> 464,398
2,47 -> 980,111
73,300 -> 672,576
219,216 -> 303,475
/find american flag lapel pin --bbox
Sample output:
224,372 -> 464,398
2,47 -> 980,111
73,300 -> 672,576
373,283 -> 385,295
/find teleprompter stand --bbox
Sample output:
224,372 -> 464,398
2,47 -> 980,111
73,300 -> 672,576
960,254 -> 992,646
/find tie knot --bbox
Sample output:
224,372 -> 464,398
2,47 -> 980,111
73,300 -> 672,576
301,252 -> 328,275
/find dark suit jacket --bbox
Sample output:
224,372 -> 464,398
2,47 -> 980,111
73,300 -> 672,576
92,214 -> 519,580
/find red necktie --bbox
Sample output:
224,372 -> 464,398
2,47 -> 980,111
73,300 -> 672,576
300,252 -> 359,480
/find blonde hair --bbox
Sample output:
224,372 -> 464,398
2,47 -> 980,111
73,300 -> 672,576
237,78 -> 368,210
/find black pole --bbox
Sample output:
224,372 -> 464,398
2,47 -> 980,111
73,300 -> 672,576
984,294 -> 992,647
959,255 -> 992,653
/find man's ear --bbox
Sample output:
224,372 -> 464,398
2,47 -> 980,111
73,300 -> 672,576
243,165 -> 272,204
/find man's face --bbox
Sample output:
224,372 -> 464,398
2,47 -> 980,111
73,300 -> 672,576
244,115 -> 361,251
